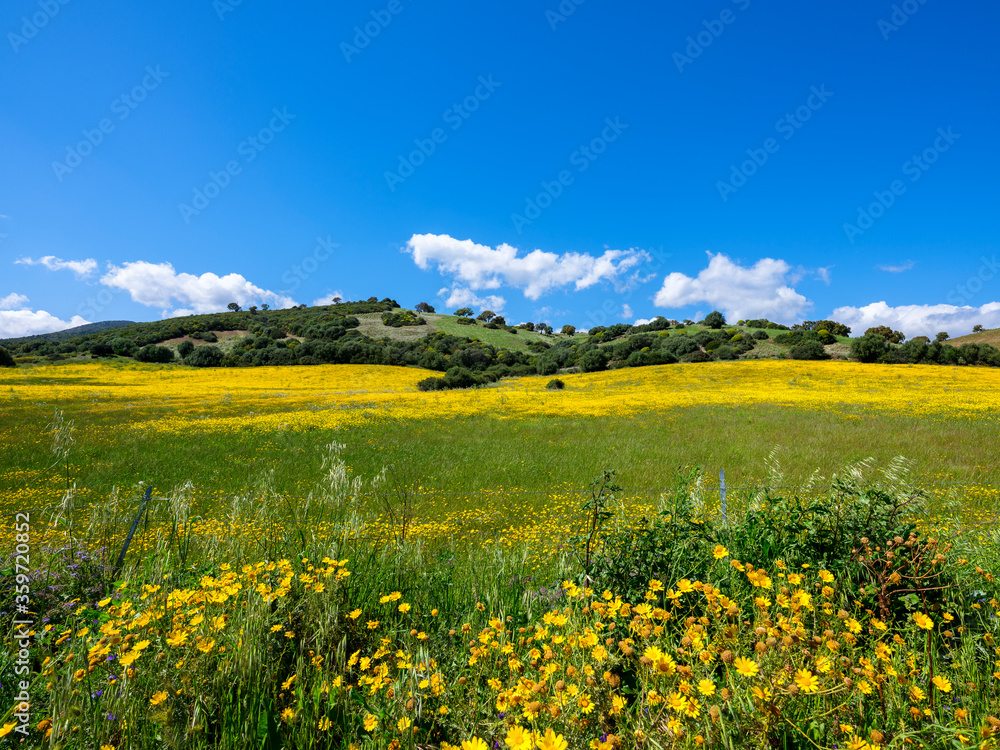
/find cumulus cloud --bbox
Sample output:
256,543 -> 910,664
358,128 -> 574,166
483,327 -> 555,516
876,261 -> 915,273
312,290 -> 345,306
621,304 -> 633,319
0,294 -> 89,338
100,261 -> 297,317
406,234 -> 651,301
633,318 -> 653,326
15,255 -> 98,279
436,286 -> 506,312
0,293 -> 30,310
653,252 -> 811,322
831,301 -> 1000,339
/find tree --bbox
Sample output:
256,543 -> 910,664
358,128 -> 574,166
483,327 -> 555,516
850,332 -> 890,363
790,340 -> 829,360
0,346 -> 16,368
415,302 -> 436,313
518,322 -> 535,331
492,316 -> 507,327
864,326 -> 905,344
560,324 -> 577,336
477,310 -> 496,322
453,307 -> 474,317
186,345 -> 224,367
704,311 -> 726,329
537,323 -> 553,335
248,305 -> 258,315
331,297 -> 342,304
135,344 -> 175,363
579,348 -> 609,372
260,303 -> 270,311
973,324 -> 984,333
177,340 -> 195,358
935,332 -> 949,342
227,302 -> 241,313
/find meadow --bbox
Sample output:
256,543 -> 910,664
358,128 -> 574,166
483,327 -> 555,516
1,360 -> 998,749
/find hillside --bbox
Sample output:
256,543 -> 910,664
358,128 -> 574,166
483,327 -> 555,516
945,327 -> 1000,348
0,319 -> 135,346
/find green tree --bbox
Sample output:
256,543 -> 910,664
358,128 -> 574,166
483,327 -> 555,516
579,348 -> 609,372
0,346 -> 16,368
177,340 -> 195,358
560,324 -> 577,336
415,302 -> 435,313
227,302 -> 241,312
936,331 -> 949,342
973,324 -> 984,333
477,310 -> 496,322
850,332 -> 890,363
704,310 -> 726,329
453,307 -> 474,317
864,325 -> 905,344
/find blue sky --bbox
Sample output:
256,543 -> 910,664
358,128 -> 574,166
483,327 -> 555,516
2,0 -> 998,338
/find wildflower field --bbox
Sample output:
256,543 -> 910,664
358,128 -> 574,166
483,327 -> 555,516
0,360 -> 999,749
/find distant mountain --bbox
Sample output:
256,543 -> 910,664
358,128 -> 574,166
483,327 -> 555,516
0,320 -> 136,346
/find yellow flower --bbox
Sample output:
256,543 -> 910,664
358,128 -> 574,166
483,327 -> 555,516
280,708 -> 295,723
100,745 -> 115,750
348,609 -> 362,619
398,602 -> 411,614
397,717 -> 412,733
818,570 -> 834,583
713,544 -> 729,560
909,686 -> 925,702
97,598 -> 112,607
150,691 -> 168,706
733,657 -> 759,678
794,669 -> 820,694
73,669 -> 87,682
462,739 -> 488,750
697,679 -> 716,696
505,725 -> 533,750
367,620 -> 380,629
932,675 -> 952,693
363,714 -> 378,732
0,724 -> 16,738
318,717 -> 332,731
912,612 -> 933,630
536,728 -> 568,750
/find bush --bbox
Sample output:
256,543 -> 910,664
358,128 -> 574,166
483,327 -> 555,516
546,379 -> 565,390
713,345 -> 735,360
177,340 -> 195,358
789,340 -> 829,360
455,317 -> 477,326
381,311 -> 426,327
683,350 -> 710,363
704,310 -> 726,329
578,348 -> 609,373
751,330 -> 769,340
850,332 -> 891,363
135,344 -> 175,363
0,346 -> 15,367
111,338 -> 138,357
536,357 -> 558,376
185,345 -> 224,367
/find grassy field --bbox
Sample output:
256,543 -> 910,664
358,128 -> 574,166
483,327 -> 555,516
2,359 -> 999,749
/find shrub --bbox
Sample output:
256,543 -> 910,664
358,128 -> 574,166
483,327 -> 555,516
560,324 -> 576,336
850,332 -> 891,363
455,317 -> 476,326
545,379 -> 565,390
536,358 -> 558,376
751,330 -> 769,340
578,348 -> 609,373
177,340 -> 195,358
0,346 -> 15,368
704,310 -> 726,329
713,345 -> 735,360
135,344 -> 175,363
185,344 -> 224,367
381,311 -> 426,327
111,338 -> 138,357
790,340 -> 829,360
683,350 -> 710,363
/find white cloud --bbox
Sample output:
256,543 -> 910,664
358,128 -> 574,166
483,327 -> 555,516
831,301 -> 1000,339
0,301 -> 89,338
100,261 -> 297,317
876,261 -> 915,273
406,234 -> 651,301
633,318 -> 653,326
653,252 -> 811,323
0,293 -> 30,310
436,285 -> 506,312
312,290 -> 345,306
621,304 -> 633,319
16,255 -> 98,278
